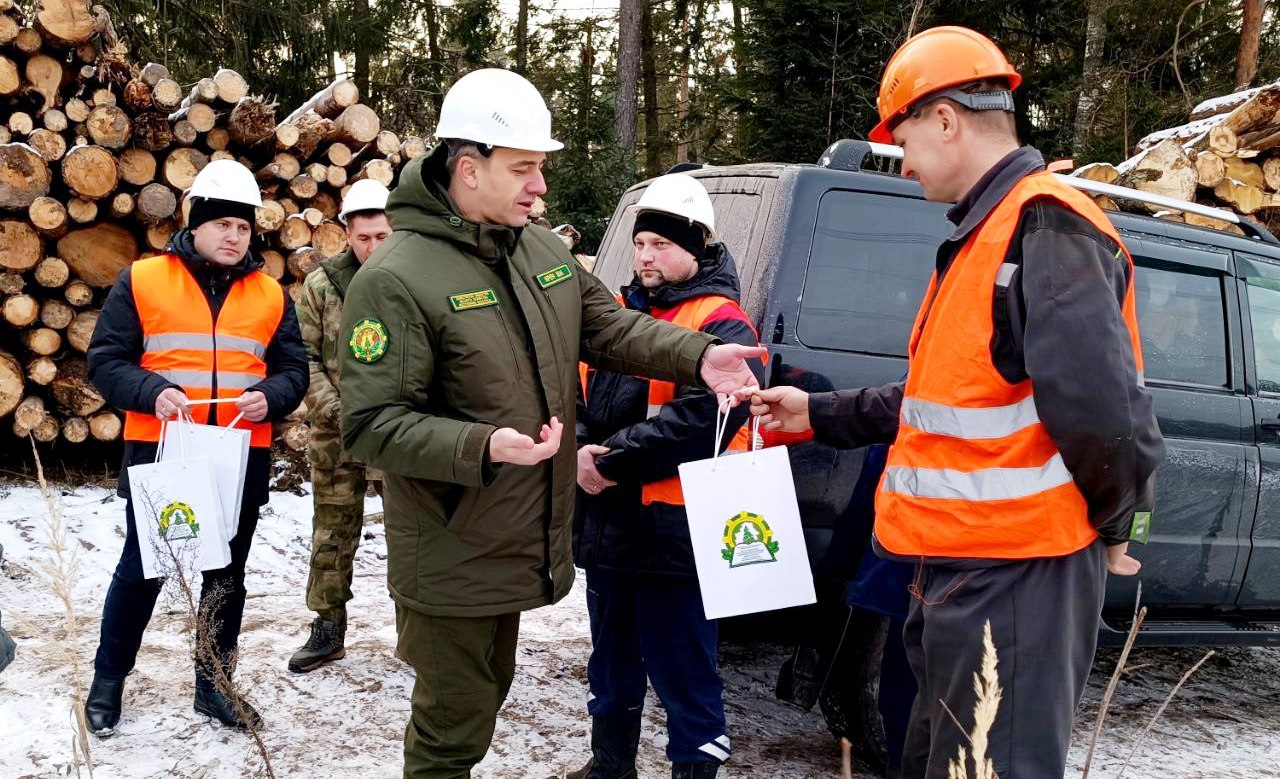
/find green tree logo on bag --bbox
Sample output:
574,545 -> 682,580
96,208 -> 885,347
722,511 -> 780,568
158,501 -> 200,540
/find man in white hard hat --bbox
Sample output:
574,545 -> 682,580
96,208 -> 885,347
84,159 -> 308,735
337,69 -> 764,778
567,173 -> 762,779
288,179 -> 392,673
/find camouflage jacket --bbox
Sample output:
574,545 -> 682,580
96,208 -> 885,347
297,248 -> 361,467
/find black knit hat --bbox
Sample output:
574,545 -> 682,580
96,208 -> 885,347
187,197 -> 257,232
632,211 -> 707,262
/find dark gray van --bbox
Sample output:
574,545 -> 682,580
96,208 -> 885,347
592,142 -> 1280,647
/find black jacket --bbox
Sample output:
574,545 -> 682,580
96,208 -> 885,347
808,147 -> 1165,548
574,244 -> 766,576
88,230 -> 309,507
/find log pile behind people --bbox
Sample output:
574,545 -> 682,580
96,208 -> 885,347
0,0 -> 425,445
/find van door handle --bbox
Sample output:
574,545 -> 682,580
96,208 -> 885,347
1261,418 -> 1280,430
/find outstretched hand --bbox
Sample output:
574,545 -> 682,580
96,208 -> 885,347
749,386 -> 812,433
489,417 -> 564,466
701,343 -> 767,404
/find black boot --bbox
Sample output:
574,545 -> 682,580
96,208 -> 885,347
194,685 -> 263,730
671,763 -> 720,779
287,616 -> 346,673
580,714 -> 641,779
84,676 -> 125,736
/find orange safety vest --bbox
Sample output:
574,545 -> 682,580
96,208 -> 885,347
123,254 -> 284,448
579,294 -> 761,506
874,171 -> 1145,560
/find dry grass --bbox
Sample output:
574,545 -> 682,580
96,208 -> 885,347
134,487 -> 276,779
945,619 -> 1002,779
30,438 -> 94,778
1083,586 -> 1148,779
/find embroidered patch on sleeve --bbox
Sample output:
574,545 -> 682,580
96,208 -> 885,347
349,318 -> 390,363
448,289 -> 499,311
1129,510 -> 1152,544
535,263 -> 574,290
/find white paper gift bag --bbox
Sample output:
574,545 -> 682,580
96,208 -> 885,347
159,402 -> 251,538
128,433 -> 231,579
678,410 -> 816,620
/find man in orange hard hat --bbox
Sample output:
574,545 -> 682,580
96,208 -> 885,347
750,27 -> 1164,777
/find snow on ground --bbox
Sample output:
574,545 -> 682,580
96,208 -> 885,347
2,480 -> 1279,779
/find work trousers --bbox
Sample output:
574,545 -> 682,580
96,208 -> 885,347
305,463 -> 368,624
585,567 -> 729,765
899,540 -> 1107,778
396,604 -> 521,779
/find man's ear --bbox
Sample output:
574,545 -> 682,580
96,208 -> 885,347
457,155 -> 481,190
936,102 -> 960,141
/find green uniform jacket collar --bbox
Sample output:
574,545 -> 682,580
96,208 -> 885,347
319,247 -> 360,299
386,145 -> 520,264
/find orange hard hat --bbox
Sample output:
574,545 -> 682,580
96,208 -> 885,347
869,26 -> 1021,144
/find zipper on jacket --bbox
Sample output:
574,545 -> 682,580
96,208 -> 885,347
208,273 -> 219,425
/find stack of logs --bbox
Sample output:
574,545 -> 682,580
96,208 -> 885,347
0,0 -> 425,447
1074,81 -> 1280,236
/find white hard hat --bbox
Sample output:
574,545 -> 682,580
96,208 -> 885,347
338,179 -> 390,224
186,158 -> 263,208
436,69 -> 564,152
627,173 -> 715,239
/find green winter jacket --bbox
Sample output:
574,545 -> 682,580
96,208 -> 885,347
297,248 -> 360,468
339,146 -> 715,617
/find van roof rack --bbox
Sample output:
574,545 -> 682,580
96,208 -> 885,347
819,139 -> 1280,246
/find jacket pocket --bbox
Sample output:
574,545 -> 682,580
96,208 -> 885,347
445,487 -> 481,536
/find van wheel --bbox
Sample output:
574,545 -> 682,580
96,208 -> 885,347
817,608 -> 890,774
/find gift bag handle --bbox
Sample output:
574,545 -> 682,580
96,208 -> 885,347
185,398 -> 248,438
711,398 -> 764,471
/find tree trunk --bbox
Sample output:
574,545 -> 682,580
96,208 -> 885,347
86,105 -> 132,149
0,220 -> 42,272
615,0 -> 641,174
516,0 -> 530,74
35,0 -> 97,47
424,0 -> 443,115
1235,0 -> 1266,90
354,0 -> 371,99
0,349 -> 21,418
0,143 -> 53,209
329,104 -> 380,145
641,0 -> 661,177
676,0 -> 690,163
282,80 -> 360,125
58,223 -> 137,286
88,410 -> 121,441
62,144 -> 118,199
66,309 -> 99,352
213,68 -> 248,105
1073,0 -> 1109,158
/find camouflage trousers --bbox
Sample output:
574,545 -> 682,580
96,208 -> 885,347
306,463 -> 369,625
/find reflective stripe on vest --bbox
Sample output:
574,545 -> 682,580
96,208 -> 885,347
874,171 -> 1145,560
123,254 -> 285,448
578,294 -> 761,506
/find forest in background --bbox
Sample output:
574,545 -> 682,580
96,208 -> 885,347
103,0 -> 1279,249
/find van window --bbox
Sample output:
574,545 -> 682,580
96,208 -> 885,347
1134,264 -> 1229,388
797,191 -> 950,356
1246,277 -> 1280,393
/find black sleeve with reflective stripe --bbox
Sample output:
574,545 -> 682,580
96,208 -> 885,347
87,266 -> 181,415
1017,201 -> 1164,543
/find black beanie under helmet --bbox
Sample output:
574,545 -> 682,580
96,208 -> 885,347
632,211 -> 708,262
187,197 -> 257,232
